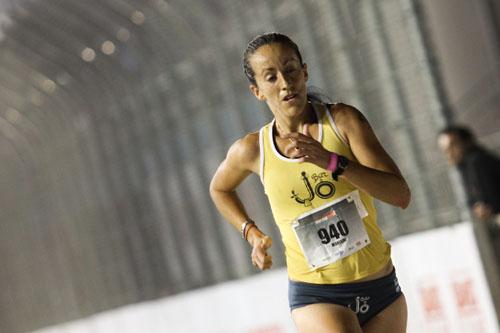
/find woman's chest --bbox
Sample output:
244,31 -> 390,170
264,164 -> 354,212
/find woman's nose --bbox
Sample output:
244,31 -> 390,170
278,72 -> 293,89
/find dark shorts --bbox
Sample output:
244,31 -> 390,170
288,268 -> 402,326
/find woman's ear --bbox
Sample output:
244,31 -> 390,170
250,84 -> 266,101
302,63 -> 309,81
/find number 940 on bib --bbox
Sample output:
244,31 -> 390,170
292,191 -> 371,269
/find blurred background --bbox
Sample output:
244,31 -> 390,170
0,0 -> 499,332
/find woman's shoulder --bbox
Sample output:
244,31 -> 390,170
326,102 -> 361,122
238,131 -> 260,156
227,131 -> 260,172
326,103 -> 371,137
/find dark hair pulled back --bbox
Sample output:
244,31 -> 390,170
243,32 -> 303,86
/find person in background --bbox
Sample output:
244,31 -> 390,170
438,125 -> 500,262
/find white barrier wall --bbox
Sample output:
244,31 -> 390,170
35,270 -> 294,333
34,222 -> 499,333
391,222 -> 498,333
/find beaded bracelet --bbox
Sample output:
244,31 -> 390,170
240,219 -> 255,240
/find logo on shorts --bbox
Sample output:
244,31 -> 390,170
350,296 -> 370,314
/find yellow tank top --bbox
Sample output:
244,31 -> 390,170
259,102 -> 391,284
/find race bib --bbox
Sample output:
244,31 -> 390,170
292,190 -> 370,269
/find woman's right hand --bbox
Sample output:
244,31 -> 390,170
247,228 -> 273,270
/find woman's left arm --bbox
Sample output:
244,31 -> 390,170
333,104 -> 411,208
284,103 -> 411,208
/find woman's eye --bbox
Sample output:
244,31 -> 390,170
266,76 -> 276,81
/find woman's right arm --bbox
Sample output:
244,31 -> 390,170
209,133 -> 273,270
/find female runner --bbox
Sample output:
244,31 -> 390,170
210,32 -> 411,333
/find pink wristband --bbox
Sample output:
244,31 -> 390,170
326,152 -> 339,172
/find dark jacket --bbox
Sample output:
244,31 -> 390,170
458,146 -> 500,214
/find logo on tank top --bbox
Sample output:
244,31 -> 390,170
290,171 -> 336,206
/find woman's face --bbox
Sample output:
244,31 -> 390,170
248,43 -> 309,118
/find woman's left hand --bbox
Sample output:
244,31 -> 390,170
283,124 -> 331,169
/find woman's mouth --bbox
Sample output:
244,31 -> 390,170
283,93 -> 298,102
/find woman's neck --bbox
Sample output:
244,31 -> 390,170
274,102 -> 315,137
